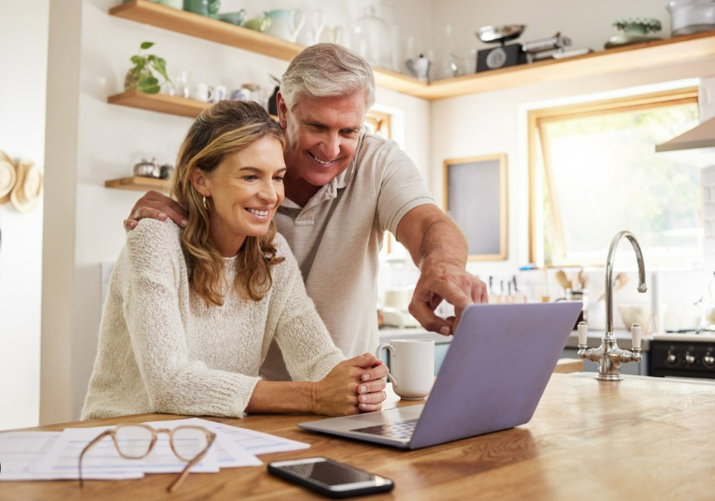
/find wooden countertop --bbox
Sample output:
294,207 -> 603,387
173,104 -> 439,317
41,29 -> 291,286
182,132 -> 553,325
3,373 -> 715,500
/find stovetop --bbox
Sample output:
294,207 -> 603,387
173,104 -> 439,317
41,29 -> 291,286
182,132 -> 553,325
649,333 -> 715,379
651,331 -> 715,343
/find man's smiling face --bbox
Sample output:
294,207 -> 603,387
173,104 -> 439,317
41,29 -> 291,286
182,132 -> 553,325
279,91 -> 366,200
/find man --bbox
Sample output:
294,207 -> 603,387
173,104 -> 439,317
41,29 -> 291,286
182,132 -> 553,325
125,44 -> 487,380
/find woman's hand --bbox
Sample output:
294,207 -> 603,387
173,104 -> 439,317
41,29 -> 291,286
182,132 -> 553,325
311,353 -> 389,416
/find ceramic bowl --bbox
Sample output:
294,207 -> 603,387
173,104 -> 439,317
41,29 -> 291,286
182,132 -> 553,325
476,24 -> 526,43
618,304 -> 652,333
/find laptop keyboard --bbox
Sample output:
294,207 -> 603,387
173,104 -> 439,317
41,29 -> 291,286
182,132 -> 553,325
350,419 -> 419,440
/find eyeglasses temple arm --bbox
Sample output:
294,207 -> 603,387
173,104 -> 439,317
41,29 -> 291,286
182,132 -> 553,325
78,431 -> 112,487
167,434 -> 217,493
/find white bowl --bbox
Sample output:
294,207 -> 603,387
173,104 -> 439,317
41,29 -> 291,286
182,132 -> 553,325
618,304 -> 652,333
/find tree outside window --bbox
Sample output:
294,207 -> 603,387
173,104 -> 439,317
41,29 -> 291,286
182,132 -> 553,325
529,88 -> 701,268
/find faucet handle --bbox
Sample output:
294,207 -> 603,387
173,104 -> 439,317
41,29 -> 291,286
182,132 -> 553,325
631,323 -> 642,350
577,321 -> 588,346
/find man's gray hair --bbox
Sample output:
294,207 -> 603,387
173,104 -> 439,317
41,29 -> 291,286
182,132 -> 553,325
280,44 -> 376,110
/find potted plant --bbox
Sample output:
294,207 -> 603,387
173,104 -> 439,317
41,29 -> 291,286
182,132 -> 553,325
124,41 -> 171,94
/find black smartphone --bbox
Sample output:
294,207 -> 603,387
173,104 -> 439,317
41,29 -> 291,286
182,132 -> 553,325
267,457 -> 394,498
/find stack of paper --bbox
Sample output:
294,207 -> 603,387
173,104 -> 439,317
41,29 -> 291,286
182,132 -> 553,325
0,417 -> 310,481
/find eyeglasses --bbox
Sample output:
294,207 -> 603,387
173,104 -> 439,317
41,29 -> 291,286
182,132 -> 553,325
78,423 -> 216,492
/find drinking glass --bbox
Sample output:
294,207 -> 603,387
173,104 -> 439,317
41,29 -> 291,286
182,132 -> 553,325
173,69 -> 191,99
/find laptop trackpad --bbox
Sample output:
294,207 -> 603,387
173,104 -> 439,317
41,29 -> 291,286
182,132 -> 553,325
344,406 -> 424,425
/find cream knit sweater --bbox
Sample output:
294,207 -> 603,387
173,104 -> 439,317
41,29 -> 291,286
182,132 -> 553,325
82,219 -> 345,420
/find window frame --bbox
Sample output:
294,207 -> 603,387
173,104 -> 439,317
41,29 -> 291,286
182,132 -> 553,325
527,87 -> 700,266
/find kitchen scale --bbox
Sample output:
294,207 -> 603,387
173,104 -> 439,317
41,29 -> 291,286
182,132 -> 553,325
476,24 -> 527,72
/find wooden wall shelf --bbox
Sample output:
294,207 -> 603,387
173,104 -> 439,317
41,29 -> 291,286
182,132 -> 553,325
108,89 -> 208,118
104,93 -> 282,192
414,31 -> 715,100
110,1 -> 715,102
108,90 -> 280,121
105,176 -> 169,193
109,0 -> 426,95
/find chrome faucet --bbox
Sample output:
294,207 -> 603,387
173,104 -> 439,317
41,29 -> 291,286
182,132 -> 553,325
578,231 -> 648,381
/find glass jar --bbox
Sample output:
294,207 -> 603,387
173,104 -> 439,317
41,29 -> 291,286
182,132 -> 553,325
347,6 -> 394,70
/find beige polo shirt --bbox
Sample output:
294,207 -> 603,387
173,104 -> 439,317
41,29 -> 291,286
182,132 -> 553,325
260,130 -> 435,380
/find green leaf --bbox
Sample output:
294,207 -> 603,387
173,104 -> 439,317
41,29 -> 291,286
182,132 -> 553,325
140,41 -> 155,50
132,59 -> 146,76
152,59 -> 171,82
130,55 -> 144,65
147,54 -> 156,62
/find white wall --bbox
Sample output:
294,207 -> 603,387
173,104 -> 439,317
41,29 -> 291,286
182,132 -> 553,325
0,0 -> 49,430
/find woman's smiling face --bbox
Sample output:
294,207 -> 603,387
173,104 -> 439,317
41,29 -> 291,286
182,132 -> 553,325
191,136 -> 287,257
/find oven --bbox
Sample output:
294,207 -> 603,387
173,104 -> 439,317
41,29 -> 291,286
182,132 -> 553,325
649,334 -> 715,380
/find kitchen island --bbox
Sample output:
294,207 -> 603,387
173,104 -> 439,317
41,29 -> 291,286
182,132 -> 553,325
2,373 -> 715,500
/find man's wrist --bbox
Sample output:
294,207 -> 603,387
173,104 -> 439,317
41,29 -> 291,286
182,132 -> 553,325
420,254 -> 466,273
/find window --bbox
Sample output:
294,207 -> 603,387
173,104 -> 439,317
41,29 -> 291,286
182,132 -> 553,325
364,109 -> 391,140
364,109 -> 406,258
528,88 -> 701,268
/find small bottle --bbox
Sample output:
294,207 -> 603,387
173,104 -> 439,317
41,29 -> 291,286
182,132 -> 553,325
512,275 -> 526,303
570,289 -> 589,328
488,276 -> 498,304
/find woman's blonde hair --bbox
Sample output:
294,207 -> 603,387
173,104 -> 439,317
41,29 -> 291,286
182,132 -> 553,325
172,100 -> 285,307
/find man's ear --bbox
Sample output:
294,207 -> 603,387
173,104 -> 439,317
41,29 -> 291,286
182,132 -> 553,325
188,168 -> 210,197
276,91 -> 288,129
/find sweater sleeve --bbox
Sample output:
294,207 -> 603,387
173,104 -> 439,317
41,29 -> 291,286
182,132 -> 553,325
271,236 -> 346,381
123,219 -> 259,418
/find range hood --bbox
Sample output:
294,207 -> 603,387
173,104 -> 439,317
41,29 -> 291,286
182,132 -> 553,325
655,115 -> 715,168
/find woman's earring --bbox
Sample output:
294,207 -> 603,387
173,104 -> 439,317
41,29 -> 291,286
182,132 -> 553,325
202,196 -> 209,210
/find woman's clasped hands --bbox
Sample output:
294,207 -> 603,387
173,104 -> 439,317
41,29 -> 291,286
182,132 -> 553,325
311,353 -> 389,415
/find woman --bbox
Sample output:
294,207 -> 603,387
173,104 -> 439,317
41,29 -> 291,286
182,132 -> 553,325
82,100 -> 387,420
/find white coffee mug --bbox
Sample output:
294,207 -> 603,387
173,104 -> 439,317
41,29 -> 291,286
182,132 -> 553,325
376,339 -> 434,400
209,84 -> 227,103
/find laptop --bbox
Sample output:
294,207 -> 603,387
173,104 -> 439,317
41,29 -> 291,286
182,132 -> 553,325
298,302 -> 582,450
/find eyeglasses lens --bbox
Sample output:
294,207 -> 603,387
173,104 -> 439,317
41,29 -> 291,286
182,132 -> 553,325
171,427 -> 209,461
115,425 -> 153,459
